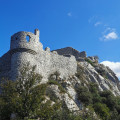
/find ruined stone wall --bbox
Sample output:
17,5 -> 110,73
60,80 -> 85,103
10,46 -> 77,82
0,29 -> 77,82
53,47 -> 87,59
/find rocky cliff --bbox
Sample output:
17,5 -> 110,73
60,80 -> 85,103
49,47 -> 120,112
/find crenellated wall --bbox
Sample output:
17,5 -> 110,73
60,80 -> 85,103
0,29 -> 77,82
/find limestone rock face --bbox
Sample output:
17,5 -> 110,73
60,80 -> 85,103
45,55 -> 120,111
77,60 -> 120,96
46,84 -> 80,112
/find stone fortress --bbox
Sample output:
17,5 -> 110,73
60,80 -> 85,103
0,29 -> 78,82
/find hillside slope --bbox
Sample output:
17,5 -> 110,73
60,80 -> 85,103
50,47 -> 120,111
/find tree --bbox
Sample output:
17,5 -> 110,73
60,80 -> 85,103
89,83 -> 101,103
0,63 -> 64,120
93,103 -> 110,120
76,86 -> 92,106
0,64 -> 46,119
0,78 -> 17,119
100,90 -> 117,110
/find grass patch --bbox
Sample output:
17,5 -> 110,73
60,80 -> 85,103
85,58 -> 96,67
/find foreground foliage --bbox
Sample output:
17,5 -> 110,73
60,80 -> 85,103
0,64 -> 120,120
0,64 -> 60,120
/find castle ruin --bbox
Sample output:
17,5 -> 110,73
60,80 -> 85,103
0,29 -> 77,82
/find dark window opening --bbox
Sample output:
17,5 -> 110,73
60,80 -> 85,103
26,35 -> 30,42
16,37 -> 18,40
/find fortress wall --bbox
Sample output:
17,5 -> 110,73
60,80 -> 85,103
0,29 -> 77,82
54,47 -> 87,59
10,52 -> 36,80
50,52 -> 77,78
36,51 -> 77,81
10,49 -> 77,82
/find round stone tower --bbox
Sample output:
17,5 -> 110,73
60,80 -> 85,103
10,29 -> 43,53
10,29 -> 42,80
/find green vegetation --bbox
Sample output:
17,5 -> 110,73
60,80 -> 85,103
85,58 -> 96,67
94,103 -> 110,120
0,64 -> 61,120
75,63 -> 85,80
75,82 -> 120,120
75,63 -> 87,85
75,86 -> 92,106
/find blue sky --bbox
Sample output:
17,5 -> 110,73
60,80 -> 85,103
0,0 -> 120,78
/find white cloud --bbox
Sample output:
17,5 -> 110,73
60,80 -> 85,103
101,61 -> 120,78
67,12 -> 72,17
100,28 -> 118,41
104,32 -> 118,40
94,22 -> 102,27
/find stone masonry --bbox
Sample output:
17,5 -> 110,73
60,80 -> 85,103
53,47 -> 87,60
0,29 -> 77,82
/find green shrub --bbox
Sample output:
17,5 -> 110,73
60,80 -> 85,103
89,82 -> 99,93
76,86 -> 92,106
100,90 -> 117,110
93,103 -> 110,120
85,58 -> 95,67
75,63 -> 86,81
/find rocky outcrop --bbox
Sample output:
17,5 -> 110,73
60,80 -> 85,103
78,61 -> 120,96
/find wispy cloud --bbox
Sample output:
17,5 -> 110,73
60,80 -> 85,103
94,22 -> 102,27
88,16 -> 102,27
88,16 -> 98,23
100,28 -> 118,41
67,12 -> 72,17
101,61 -> 120,78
